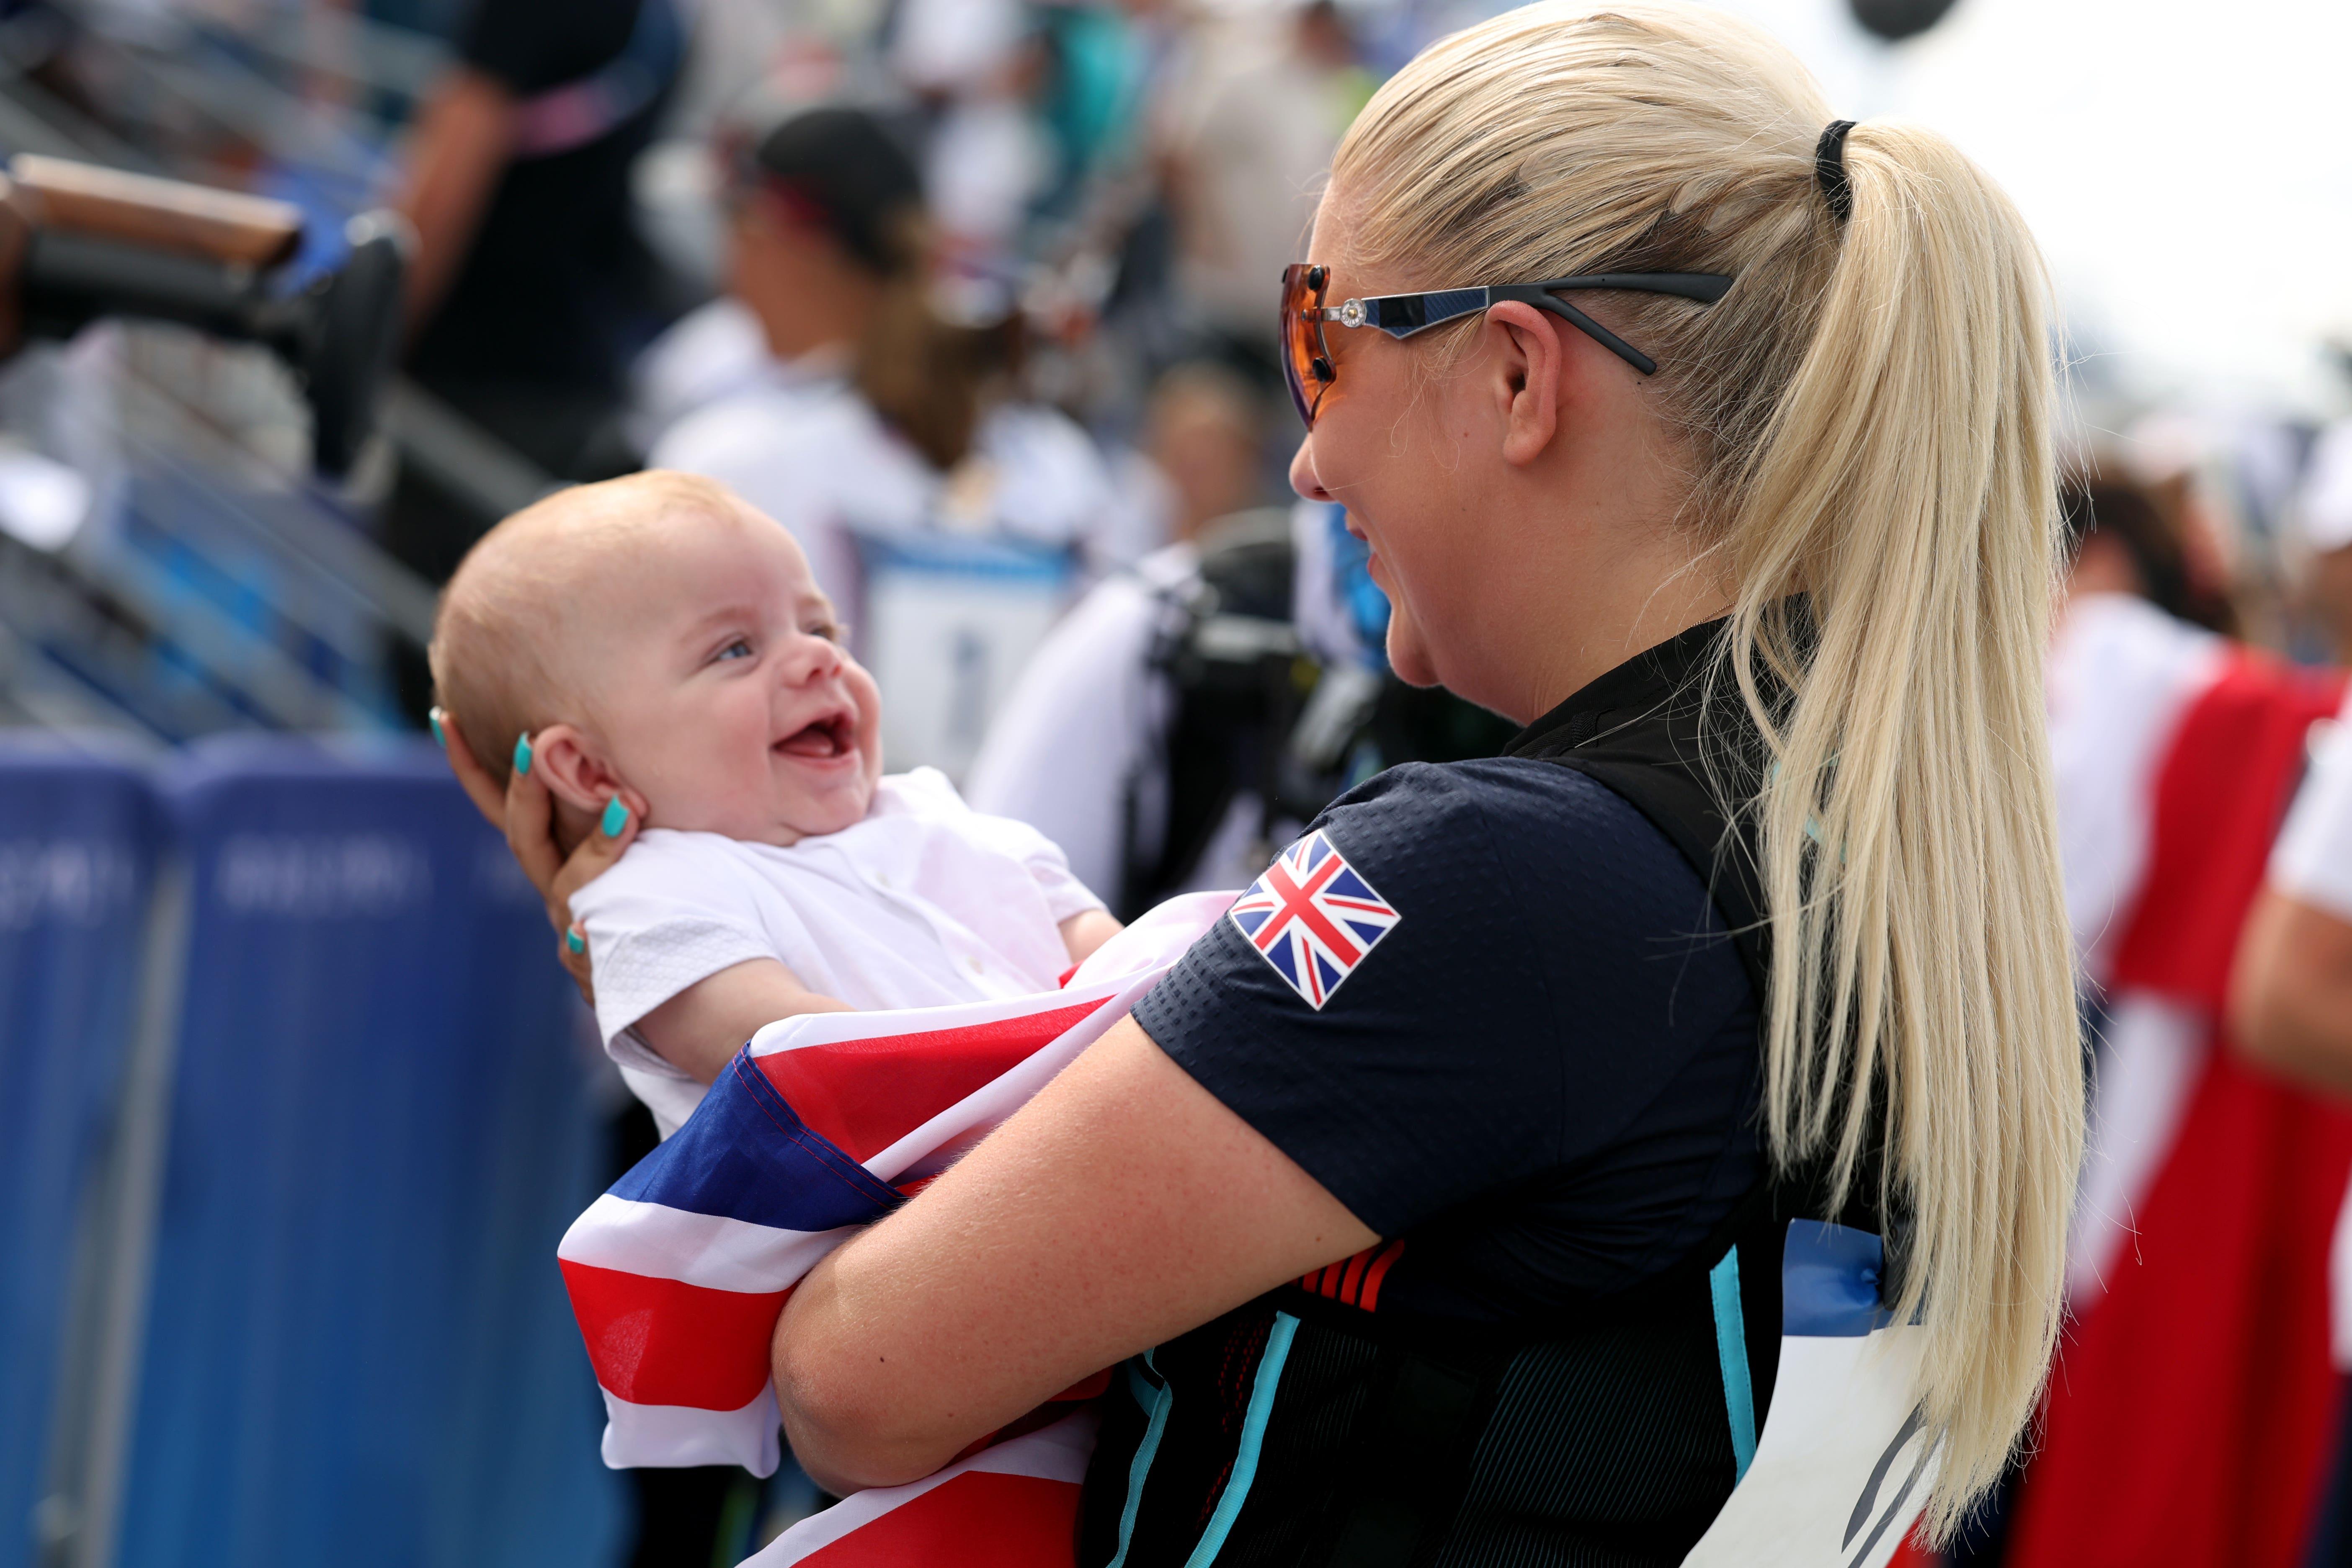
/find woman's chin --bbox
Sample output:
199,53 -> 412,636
1385,625 -> 1443,690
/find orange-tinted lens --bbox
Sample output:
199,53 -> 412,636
1280,263 -> 1332,428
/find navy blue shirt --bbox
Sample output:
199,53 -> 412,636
1131,757 -> 1762,1322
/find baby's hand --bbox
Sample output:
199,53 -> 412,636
437,709 -> 647,1003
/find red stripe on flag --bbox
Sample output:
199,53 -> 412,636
756,1002 -> 1105,1162
795,1471 -> 1081,1566
1358,1240 -> 1405,1312
1337,1247 -> 1372,1305
560,1259 -> 788,1410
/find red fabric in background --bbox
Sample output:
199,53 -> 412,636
2006,654 -> 2352,1568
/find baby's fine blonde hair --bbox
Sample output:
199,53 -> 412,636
1334,4 -> 2080,1536
429,470 -> 758,785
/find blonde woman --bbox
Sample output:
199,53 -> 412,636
497,3 -> 2081,1558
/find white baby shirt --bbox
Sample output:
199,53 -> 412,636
570,768 -> 1105,1137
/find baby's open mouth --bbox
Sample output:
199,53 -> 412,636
775,710 -> 855,760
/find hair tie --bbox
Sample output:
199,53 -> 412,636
1815,120 -> 1858,224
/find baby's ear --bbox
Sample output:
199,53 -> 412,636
530,724 -> 629,814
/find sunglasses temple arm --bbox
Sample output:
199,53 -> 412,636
1524,292 -> 1659,377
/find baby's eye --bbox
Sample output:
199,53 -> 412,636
804,621 -> 843,644
716,638 -> 754,662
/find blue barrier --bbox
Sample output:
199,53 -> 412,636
113,737 -> 623,1568
0,741 -> 161,1568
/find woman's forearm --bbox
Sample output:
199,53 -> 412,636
769,1017 -> 1378,1491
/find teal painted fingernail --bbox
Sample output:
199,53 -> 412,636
565,928 -> 585,955
512,732 -> 531,776
428,709 -> 446,750
601,796 -> 629,837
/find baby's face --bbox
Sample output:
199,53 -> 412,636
583,510 -> 881,845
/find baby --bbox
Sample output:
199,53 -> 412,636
430,471 -> 1121,1137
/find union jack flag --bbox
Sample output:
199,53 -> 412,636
1228,830 -> 1401,1009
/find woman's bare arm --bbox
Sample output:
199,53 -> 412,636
394,67 -> 516,328
771,1014 -> 1378,1494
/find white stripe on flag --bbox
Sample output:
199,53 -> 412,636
857,913 -> 1229,1182
743,1408 -> 1099,1565
744,981 -> 1125,1059
602,1386 -> 782,1476
559,1195 -> 856,1293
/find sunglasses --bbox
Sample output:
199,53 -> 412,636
1279,263 -> 1736,428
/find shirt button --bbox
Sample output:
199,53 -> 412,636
874,872 -> 892,888
967,957 -> 985,974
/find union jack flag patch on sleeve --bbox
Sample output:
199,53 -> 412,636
1228,830 -> 1401,1009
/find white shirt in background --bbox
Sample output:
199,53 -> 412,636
2047,591 -> 2225,1304
2046,591 -> 2225,983
964,543 -> 1197,901
625,298 -> 858,458
649,379 -> 1121,610
570,769 -> 1105,1137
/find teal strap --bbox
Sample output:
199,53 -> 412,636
1106,1352 -> 1173,1568
1709,1246 -> 1757,1482
1184,1312 -> 1300,1568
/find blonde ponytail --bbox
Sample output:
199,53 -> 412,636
1334,5 -> 2081,1537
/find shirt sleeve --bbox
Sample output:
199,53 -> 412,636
995,815 -> 1110,925
899,768 -> 1112,924
456,0 -> 556,90
567,833 -> 782,1073
457,0 -> 636,94
2273,698 -> 2352,922
1130,760 -> 1754,1242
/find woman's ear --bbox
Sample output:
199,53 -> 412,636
1485,301 -> 1564,467
529,724 -> 630,814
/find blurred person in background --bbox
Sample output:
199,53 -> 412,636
2230,655 -> 2352,1568
1158,0 -> 1371,385
2291,417 -> 2352,663
379,0 -> 686,717
2229,416 -> 2352,1568
963,348 -> 1531,925
645,103 -> 1120,660
2003,471 -> 2351,1568
963,360 -> 1275,905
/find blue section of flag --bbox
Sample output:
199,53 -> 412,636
611,1053 -> 901,1233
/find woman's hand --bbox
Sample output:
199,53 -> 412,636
437,709 -> 647,1001
770,1016 -> 1378,1494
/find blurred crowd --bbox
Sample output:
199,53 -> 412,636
6,0 -> 2352,1565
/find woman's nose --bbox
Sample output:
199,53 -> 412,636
1289,435 -> 1332,502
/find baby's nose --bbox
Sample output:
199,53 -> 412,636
782,630 -> 844,681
